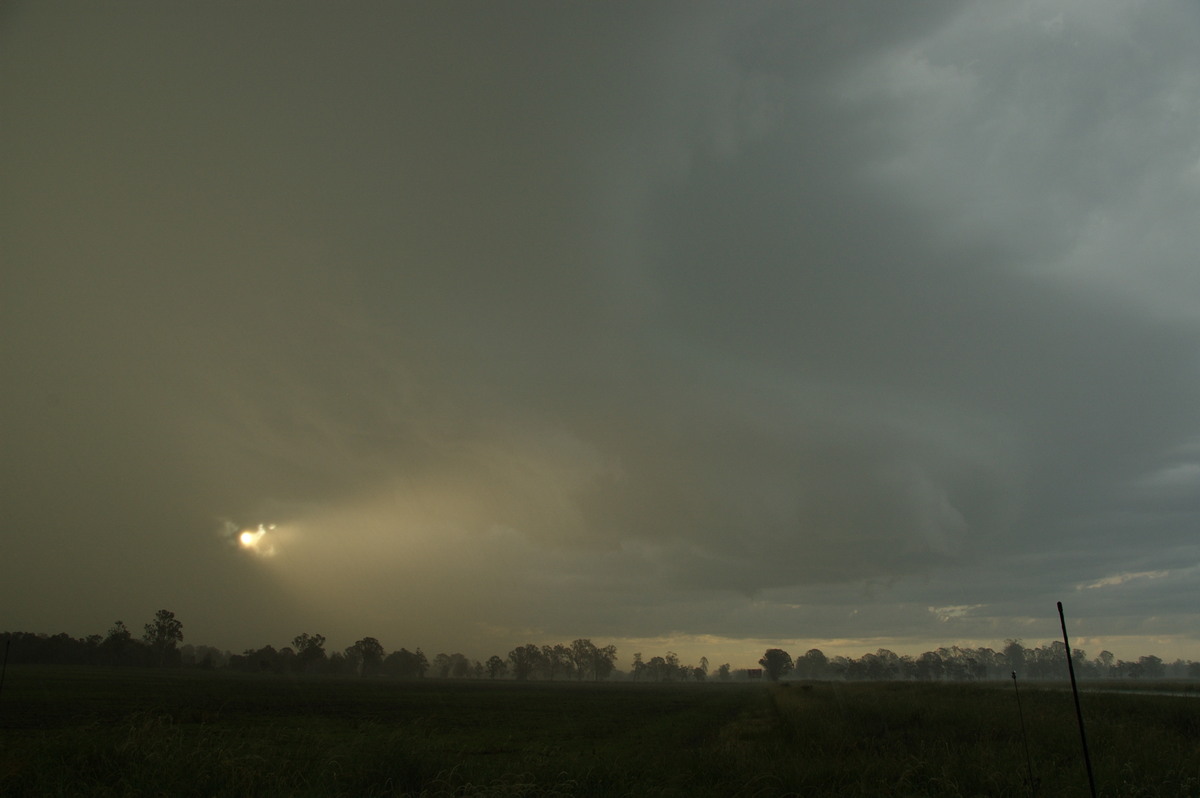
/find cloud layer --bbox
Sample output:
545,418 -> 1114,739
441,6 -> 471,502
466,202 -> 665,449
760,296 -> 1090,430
5,1 -> 1200,662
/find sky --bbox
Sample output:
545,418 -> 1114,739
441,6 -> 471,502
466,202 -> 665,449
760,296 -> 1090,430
5,1 -> 1200,669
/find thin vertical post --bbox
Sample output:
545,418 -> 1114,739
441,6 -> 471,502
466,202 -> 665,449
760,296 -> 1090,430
0,638 -> 9,705
1011,670 -> 1037,795
1058,601 -> 1096,798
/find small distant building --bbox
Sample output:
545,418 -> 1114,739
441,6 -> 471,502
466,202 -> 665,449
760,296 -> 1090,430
744,668 -> 763,680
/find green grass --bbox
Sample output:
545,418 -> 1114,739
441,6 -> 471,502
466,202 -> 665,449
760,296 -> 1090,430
2,668 -> 1199,796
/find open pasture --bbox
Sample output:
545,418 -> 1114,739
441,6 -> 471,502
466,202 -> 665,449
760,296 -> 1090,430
2,668 -> 1198,796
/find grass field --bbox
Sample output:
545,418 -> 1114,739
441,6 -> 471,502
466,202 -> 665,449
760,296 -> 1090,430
2,667 -> 1198,796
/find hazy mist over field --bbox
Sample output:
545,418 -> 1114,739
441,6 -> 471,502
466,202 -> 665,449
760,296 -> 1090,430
5,1 -> 1200,664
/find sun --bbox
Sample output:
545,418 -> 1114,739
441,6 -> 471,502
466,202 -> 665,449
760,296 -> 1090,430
237,523 -> 276,555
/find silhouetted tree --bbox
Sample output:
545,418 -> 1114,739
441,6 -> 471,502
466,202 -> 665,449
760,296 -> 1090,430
231,644 -> 285,673
347,637 -> 385,676
598,644 -> 618,680
325,650 -> 354,675
794,648 -> 828,679
143,610 -> 183,667
433,652 -> 471,678
486,655 -> 507,679
1137,654 -> 1165,679
664,651 -> 680,681
759,648 -> 793,682
382,647 -> 428,678
542,644 -> 573,680
180,643 -> 225,669
508,643 -> 543,681
569,639 -> 618,681
291,633 -> 327,673
862,649 -> 902,680
101,621 -> 137,665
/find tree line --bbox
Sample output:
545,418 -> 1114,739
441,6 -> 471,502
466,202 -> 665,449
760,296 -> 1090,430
233,640 -> 728,682
4,616 -> 1197,683
233,636 -> 627,681
1,611 -> 185,668
629,652 -> 733,682
753,640 -> 1198,681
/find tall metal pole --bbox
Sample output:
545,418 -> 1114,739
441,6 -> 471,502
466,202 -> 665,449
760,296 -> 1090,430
1011,670 -> 1037,795
0,638 -> 10,706
1058,601 -> 1097,798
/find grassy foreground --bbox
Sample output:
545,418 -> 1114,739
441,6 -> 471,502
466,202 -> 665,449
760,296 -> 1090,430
1,667 -> 1198,796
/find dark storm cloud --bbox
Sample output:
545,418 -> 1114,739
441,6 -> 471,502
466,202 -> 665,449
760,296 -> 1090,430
4,1 -> 1200,660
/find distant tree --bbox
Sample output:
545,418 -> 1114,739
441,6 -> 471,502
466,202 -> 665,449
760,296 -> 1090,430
569,639 -> 618,681
486,655 -> 508,679
291,633 -> 327,673
593,644 -> 618,681
937,647 -> 968,680
414,648 -> 429,677
348,637 -> 385,676
1028,641 -> 1067,679
101,620 -> 134,664
867,649 -> 901,680
259,645 -> 283,672
107,620 -> 132,643
383,647 -> 428,678
382,649 -> 406,677
1071,647 -> 1092,678
568,639 -> 593,680
972,647 -> 1001,680
182,644 -> 225,669
143,610 -> 183,667
342,646 -> 362,675
434,652 -> 471,678
914,650 -> 943,681
716,663 -> 732,681
28,632 -> 85,666
759,648 -> 793,682
508,643 -> 543,681
1138,654 -> 1165,679
631,652 -> 646,681
325,650 -> 354,676
542,644 -> 573,680
795,648 -> 828,680
232,644 -> 284,673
